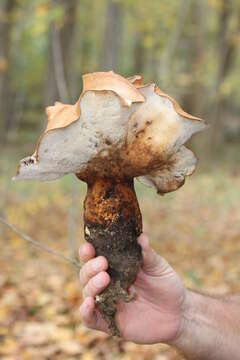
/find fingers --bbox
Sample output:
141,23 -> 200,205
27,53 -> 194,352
82,271 -> 110,299
138,233 -> 149,251
79,243 -> 111,334
80,256 -> 108,288
138,233 -> 169,275
79,243 -> 110,300
80,297 -> 108,332
79,243 -> 95,263
80,297 -> 97,327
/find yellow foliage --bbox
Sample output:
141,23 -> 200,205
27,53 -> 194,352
0,57 -> 8,72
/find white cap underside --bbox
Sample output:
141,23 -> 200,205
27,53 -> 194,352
15,84 -> 206,185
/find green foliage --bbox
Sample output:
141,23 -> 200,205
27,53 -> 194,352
1,0 -> 240,144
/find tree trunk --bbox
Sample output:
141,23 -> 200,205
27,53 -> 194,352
44,0 -> 78,106
209,1 -> 238,152
0,0 -> 15,144
182,1 -> 205,118
158,0 -> 192,91
134,33 -> 145,74
100,0 -> 122,71
181,1 -> 208,157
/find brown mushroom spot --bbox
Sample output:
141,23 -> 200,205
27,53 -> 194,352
150,168 -> 186,195
76,145 -> 124,181
138,146 -> 197,194
105,139 -> 112,146
122,112 -> 178,176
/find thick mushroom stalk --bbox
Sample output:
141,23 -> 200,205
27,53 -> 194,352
82,178 -> 142,335
14,71 -> 207,335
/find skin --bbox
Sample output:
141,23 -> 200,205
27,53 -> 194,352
79,234 -> 240,359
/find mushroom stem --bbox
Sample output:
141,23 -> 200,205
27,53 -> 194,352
83,178 -> 142,335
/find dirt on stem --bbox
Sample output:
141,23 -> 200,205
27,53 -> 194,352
83,178 -> 142,335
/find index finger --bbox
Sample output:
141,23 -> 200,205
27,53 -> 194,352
79,243 -> 95,263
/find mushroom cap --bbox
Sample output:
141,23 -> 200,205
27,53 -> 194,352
15,71 -> 207,194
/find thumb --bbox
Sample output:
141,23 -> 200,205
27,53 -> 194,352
138,234 -> 170,276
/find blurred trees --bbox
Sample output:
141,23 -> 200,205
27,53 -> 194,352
0,0 -> 16,142
211,0 -> 240,149
0,0 -> 239,155
45,0 -> 78,106
100,0 -> 122,70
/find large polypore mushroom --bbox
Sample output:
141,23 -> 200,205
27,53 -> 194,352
15,71 -> 206,336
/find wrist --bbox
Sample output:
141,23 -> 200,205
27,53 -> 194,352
169,288 -> 194,347
161,286 -> 189,346
169,288 -> 240,360
172,288 -> 214,347
171,288 -> 217,349
170,289 -> 240,359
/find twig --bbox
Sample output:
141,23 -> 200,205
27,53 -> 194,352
0,215 -> 80,270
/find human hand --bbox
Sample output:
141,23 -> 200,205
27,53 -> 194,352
79,234 -> 186,344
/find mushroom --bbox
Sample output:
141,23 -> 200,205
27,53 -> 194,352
14,71 -> 207,336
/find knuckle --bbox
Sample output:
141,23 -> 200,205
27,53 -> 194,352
81,266 -> 109,298
80,261 -> 93,285
86,273 -> 103,296
89,280 -> 98,294
83,282 -> 95,298
89,259 -> 96,274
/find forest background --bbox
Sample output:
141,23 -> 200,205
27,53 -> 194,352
0,1 -> 240,359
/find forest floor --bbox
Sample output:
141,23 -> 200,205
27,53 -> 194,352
0,145 -> 240,359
